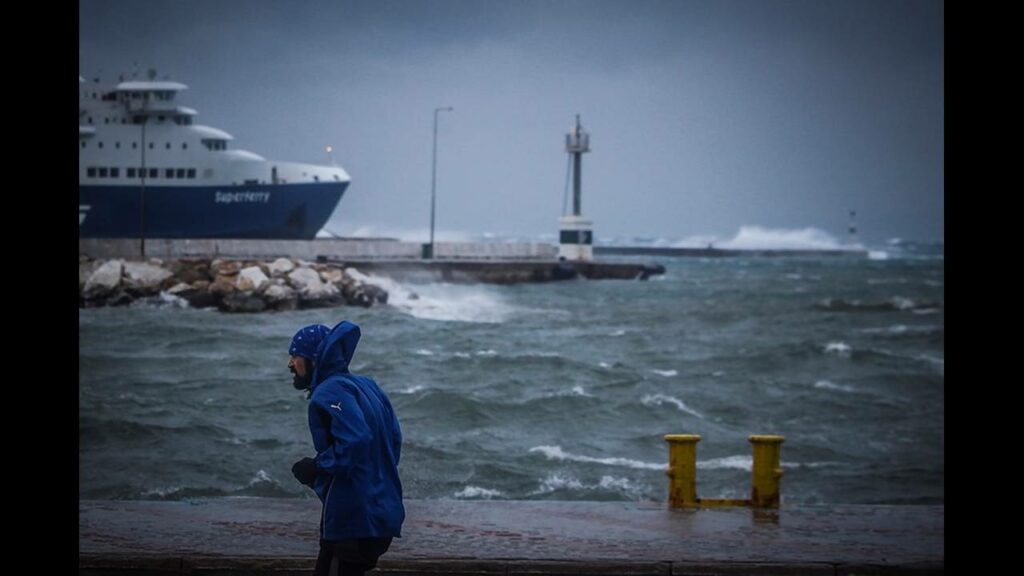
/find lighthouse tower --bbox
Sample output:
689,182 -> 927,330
559,115 -> 593,261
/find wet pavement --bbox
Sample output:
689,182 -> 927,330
80,498 -> 943,575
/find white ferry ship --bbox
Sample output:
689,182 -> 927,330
79,72 -> 349,238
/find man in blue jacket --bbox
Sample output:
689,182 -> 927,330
288,320 -> 405,576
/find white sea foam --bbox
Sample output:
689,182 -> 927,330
531,473 -> 585,494
814,380 -> 857,393
598,475 -> 639,491
718,226 -> 854,251
824,342 -> 852,357
248,470 -> 274,486
869,251 -> 889,260
890,297 -> 917,311
142,486 -> 183,498
528,445 -> 665,471
398,385 -> 426,394
529,473 -> 645,497
610,329 -> 627,337
599,361 -> 612,369
863,324 -> 909,334
699,455 -> 753,472
781,461 -> 844,469
861,324 -> 940,336
453,352 -> 472,358
414,349 -> 435,356
345,268 -> 518,323
650,369 -> 678,377
454,486 -> 503,499
641,394 -> 704,418
130,291 -> 190,309
475,349 -> 498,357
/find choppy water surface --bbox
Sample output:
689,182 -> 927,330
80,245 -> 943,504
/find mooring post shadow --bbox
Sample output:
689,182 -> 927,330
664,433 -> 785,508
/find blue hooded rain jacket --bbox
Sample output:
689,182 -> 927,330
307,320 -> 405,540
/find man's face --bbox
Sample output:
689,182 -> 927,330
288,355 -> 309,378
289,355 -> 313,391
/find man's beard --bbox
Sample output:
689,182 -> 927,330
292,371 -> 312,391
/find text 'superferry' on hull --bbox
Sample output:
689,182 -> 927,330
79,72 -> 349,239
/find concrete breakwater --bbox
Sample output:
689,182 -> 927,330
78,256 -> 389,313
79,240 -> 666,297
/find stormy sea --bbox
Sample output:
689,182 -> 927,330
80,241 -> 943,505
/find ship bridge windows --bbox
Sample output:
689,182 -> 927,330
202,139 -> 227,151
86,166 -> 194,180
174,116 -> 193,126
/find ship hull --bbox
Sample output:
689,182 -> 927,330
78,181 -> 347,239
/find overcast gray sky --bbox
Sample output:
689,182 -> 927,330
80,0 -> 943,246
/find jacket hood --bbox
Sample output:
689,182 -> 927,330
311,320 -> 360,389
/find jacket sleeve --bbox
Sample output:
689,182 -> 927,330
312,385 -> 372,476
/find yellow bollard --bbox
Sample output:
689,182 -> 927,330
749,435 -> 785,508
664,434 -> 701,507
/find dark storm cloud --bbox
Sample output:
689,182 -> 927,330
80,0 -> 943,245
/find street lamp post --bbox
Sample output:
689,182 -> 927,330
427,106 -> 453,259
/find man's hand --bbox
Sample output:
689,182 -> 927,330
292,457 -> 318,487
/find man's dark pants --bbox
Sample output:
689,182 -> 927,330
314,537 -> 393,576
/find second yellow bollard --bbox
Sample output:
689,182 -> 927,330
749,435 -> 785,508
664,434 -> 701,507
